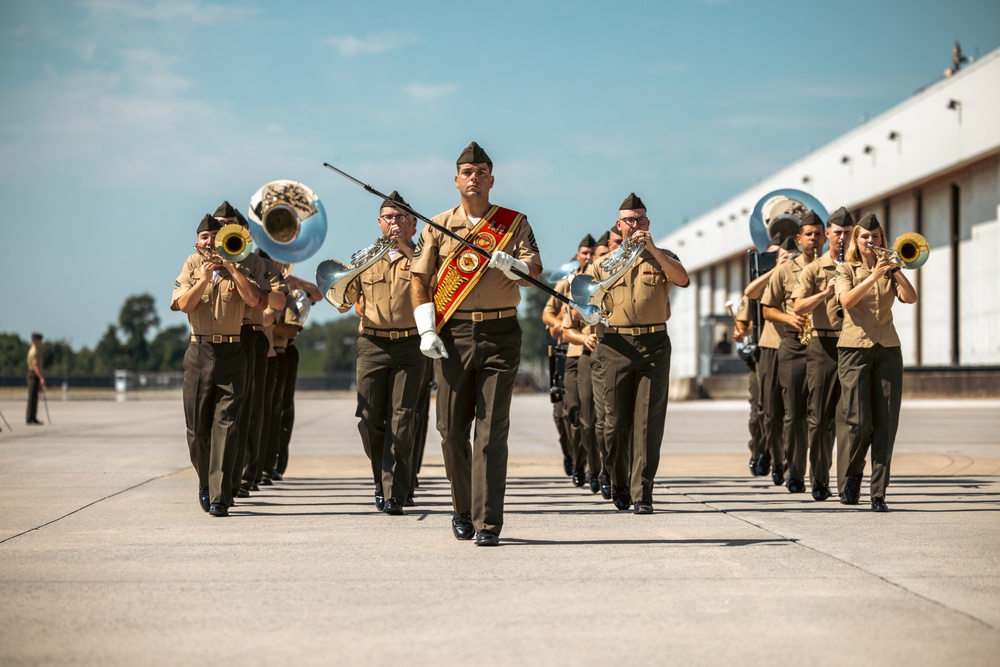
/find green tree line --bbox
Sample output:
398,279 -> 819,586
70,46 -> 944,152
1,289 -> 555,377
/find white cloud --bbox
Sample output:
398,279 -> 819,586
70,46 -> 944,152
78,0 -> 258,24
400,82 -> 458,101
325,31 -> 420,57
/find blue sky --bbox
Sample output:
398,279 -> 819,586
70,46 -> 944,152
1,0 -> 998,350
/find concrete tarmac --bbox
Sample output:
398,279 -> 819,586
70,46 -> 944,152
1,393 -> 998,666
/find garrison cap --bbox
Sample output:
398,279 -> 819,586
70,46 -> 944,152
31,332 -> 43,341
799,210 -> 824,230
233,208 -> 249,228
214,201 -> 238,219
380,190 -> 411,212
596,231 -> 610,247
827,206 -> 855,228
609,225 -> 623,236
780,235 -> 799,252
197,214 -> 223,234
857,212 -> 881,231
456,141 -> 492,166
619,192 -> 646,211
578,233 -> 596,249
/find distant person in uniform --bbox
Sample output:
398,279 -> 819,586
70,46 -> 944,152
26,332 -> 45,425
410,141 -> 542,547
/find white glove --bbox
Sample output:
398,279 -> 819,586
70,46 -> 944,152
413,302 -> 448,359
488,251 -> 529,281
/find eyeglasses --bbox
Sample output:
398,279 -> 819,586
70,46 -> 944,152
380,214 -> 410,223
618,216 -> 649,226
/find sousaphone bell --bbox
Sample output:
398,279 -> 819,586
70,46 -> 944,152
748,189 -> 829,252
248,180 -> 327,263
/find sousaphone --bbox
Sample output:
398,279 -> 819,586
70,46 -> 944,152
248,180 -> 327,263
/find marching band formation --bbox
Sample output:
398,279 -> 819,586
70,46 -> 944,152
172,141 -> 922,543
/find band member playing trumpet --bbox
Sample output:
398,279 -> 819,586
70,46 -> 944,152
762,211 -> 824,494
591,193 -> 689,514
792,207 -> 854,500
172,214 -> 262,517
835,213 -> 917,512
410,142 -> 543,546
334,191 -> 425,515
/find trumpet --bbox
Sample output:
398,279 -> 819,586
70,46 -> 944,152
867,232 -> 930,270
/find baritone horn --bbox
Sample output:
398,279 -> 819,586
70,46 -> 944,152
215,224 -> 253,262
248,180 -> 327,263
317,236 -> 396,309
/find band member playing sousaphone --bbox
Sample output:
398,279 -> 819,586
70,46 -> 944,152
591,193 -> 689,514
410,142 -> 543,546
835,213 -> 917,512
330,190 -> 426,515
792,206 -> 855,500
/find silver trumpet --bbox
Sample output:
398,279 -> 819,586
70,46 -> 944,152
317,235 -> 396,308
569,236 -> 646,320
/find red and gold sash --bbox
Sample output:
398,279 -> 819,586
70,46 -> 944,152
433,205 -> 524,330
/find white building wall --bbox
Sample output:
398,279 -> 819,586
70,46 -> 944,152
658,48 -> 1000,378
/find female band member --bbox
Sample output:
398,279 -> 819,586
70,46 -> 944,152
834,213 -> 917,512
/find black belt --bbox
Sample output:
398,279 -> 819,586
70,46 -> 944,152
191,334 -> 240,344
812,330 -> 840,338
451,308 -> 518,322
363,327 -> 418,340
604,323 -> 667,336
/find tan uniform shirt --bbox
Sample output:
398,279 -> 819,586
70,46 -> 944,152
834,262 -> 904,348
237,253 -> 278,327
735,295 -> 751,324
792,253 -> 842,331
544,276 -> 576,351
560,306 -> 586,357
268,296 -> 290,351
171,253 -> 247,336
591,249 -> 677,327
761,254 -> 812,345
27,346 -> 41,375
410,204 -> 542,312
340,250 -> 417,330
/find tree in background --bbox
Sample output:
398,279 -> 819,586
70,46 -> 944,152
519,284 -> 553,366
118,294 -> 160,370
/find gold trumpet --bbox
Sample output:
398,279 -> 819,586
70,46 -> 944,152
867,232 -> 930,270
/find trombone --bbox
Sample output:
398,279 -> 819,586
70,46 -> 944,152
867,232 -> 930,270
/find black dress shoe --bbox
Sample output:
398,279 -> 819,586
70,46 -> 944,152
452,512 -> 474,541
250,482 -> 260,492
611,487 -> 632,511
840,475 -> 862,505
27,420 -> 43,426
771,466 -> 785,486
270,470 -> 283,481
236,487 -> 250,498
811,483 -> 831,501
633,502 -> 653,515
208,503 -> 229,517
475,530 -> 500,547
374,489 -> 385,512
587,473 -> 600,494
754,453 -> 772,477
749,455 -> 760,476
259,475 -> 273,486
786,478 -> 806,493
871,497 -> 889,512
383,499 -> 404,515
563,457 -> 573,476
199,488 -> 210,513
599,474 -> 612,500
572,468 -> 586,487
403,495 -> 415,507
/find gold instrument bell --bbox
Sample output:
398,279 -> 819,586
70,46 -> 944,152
868,232 -> 931,270
215,224 -> 253,262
